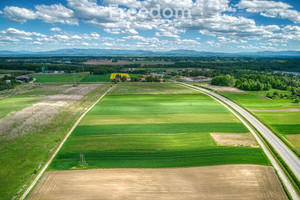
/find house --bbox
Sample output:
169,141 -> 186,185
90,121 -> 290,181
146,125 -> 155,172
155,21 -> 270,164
16,75 -> 30,82
5,80 -> 11,84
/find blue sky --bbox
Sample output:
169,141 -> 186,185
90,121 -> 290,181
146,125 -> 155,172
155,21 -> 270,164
0,0 -> 300,52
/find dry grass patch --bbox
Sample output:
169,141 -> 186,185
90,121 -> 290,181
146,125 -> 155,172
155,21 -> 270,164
210,133 -> 258,147
287,134 -> 300,152
203,84 -> 247,93
28,165 -> 287,200
0,84 -> 101,141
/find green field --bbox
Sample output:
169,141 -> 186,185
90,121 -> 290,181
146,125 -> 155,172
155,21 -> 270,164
0,83 -> 111,200
0,96 -> 40,118
50,83 -> 269,170
80,74 -> 111,82
110,82 -> 195,95
219,90 -> 300,152
30,73 -> 88,83
129,74 -> 141,78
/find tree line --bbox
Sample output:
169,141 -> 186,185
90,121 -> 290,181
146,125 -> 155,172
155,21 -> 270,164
210,73 -> 299,101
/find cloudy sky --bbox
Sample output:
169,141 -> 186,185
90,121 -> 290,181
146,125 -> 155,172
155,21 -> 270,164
0,0 -> 300,52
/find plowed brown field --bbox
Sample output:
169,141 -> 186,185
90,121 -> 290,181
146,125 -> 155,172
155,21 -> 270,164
28,165 -> 287,200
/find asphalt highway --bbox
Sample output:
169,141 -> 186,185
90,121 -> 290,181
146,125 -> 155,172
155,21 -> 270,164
181,83 -> 300,200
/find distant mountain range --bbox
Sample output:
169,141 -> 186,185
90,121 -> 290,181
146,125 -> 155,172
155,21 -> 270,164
0,49 -> 300,57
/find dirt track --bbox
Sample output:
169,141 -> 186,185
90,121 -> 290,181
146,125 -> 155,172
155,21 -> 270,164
27,165 -> 287,200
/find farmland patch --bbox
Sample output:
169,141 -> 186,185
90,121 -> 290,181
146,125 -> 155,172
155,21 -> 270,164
50,84 -> 268,170
210,133 -> 258,147
28,165 -> 287,200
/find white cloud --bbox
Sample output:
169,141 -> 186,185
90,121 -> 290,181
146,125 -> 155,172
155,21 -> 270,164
122,28 -> 138,34
3,6 -> 37,24
90,32 -> 101,39
237,0 -> 300,23
0,36 -> 20,42
54,34 -> 70,40
35,4 -> 78,25
1,28 -> 46,37
33,41 -> 42,45
71,35 -> 82,39
102,0 -> 143,8
103,42 -> 114,46
155,31 -> 180,38
50,27 -> 62,32
3,4 -> 78,25
1,0 -> 300,51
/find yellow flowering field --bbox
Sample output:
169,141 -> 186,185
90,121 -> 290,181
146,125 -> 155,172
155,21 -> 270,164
110,73 -> 130,80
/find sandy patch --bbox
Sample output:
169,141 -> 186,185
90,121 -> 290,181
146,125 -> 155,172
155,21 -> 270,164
250,108 -> 300,112
27,165 -> 287,200
203,84 -> 246,93
210,133 -> 258,147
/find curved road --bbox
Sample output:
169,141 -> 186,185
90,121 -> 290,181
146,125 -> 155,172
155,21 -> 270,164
181,83 -> 300,200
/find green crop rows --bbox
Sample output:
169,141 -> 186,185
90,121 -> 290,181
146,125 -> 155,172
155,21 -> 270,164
50,83 -> 269,170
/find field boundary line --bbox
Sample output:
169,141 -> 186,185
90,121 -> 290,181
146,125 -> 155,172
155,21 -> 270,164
179,83 -> 299,200
19,85 -> 115,200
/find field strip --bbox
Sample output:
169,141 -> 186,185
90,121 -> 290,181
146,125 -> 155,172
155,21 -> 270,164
179,83 -> 300,200
20,85 -> 115,200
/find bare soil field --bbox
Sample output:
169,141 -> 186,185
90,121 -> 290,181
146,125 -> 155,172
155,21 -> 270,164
203,84 -> 247,93
28,165 -> 287,200
210,133 -> 259,147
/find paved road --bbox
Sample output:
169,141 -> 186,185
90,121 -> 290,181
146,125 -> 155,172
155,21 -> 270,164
181,83 -> 300,200
20,86 -> 115,200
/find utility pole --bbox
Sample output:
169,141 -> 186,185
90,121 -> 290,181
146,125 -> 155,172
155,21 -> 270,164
80,154 -> 86,166
73,71 -> 77,87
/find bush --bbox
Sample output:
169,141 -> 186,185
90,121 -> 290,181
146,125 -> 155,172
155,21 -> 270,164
211,75 -> 235,86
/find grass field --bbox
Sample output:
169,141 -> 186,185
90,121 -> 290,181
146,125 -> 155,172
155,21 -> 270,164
0,96 -> 40,118
50,83 -> 269,170
110,82 -> 196,95
129,74 -> 141,78
0,83 -> 110,200
219,90 -> 300,152
30,73 -> 88,83
80,74 -> 111,82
